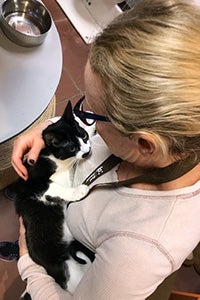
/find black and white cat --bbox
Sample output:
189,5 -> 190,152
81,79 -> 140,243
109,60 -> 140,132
10,101 -> 95,295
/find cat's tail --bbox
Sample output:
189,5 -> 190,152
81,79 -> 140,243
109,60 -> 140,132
68,240 -> 95,264
20,290 -> 31,300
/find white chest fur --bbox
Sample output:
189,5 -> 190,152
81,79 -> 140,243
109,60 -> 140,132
49,155 -> 75,187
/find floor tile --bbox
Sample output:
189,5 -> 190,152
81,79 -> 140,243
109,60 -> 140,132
55,68 -> 80,104
0,191 -> 25,300
56,19 -> 89,93
43,0 -> 66,22
173,265 -> 200,294
43,0 -> 89,107
0,260 -> 25,300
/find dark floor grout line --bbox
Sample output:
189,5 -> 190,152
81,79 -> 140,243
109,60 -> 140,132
65,71 -> 85,94
54,18 -> 71,23
53,3 -> 71,21
56,93 -> 85,105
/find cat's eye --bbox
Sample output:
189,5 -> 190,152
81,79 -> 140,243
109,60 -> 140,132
69,145 -> 76,152
82,132 -> 88,142
52,138 -> 61,147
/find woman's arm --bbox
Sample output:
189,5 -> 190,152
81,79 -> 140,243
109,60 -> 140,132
18,220 -> 172,300
18,254 -> 73,300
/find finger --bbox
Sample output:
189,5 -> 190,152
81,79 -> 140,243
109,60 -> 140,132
12,161 -> 28,180
11,156 -> 29,180
27,139 -> 45,165
26,123 -> 49,164
11,121 -> 51,179
11,149 -> 29,180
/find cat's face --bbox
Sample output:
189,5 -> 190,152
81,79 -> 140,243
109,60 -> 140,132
42,101 -> 93,160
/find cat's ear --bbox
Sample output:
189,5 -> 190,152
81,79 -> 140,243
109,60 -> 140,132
43,132 -> 56,146
43,132 -> 63,147
61,101 -> 73,123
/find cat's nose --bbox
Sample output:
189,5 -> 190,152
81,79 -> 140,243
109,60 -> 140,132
82,150 -> 91,158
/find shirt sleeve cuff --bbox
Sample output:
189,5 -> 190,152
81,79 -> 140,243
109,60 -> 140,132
17,253 -> 47,281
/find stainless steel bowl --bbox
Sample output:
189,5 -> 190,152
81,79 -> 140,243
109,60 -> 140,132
0,0 -> 52,47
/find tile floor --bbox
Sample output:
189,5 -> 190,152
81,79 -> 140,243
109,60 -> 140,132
0,1 -> 200,299
43,0 -> 89,116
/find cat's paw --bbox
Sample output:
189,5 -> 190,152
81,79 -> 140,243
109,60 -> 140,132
70,184 -> 90,202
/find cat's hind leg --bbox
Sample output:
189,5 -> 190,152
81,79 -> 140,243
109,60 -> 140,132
45,261 -> 69,290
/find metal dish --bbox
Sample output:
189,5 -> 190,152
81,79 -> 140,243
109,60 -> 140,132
0,0 -> 52,47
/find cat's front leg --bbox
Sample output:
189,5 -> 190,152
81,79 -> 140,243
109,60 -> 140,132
68,184 -> 90,201
41,182 -> 89,203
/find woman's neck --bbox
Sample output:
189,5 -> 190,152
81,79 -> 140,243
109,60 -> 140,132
117,161 -> 200,191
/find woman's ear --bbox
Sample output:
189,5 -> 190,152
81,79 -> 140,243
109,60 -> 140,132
137,135 -> 155,157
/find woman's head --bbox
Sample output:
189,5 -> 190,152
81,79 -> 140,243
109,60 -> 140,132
88,0 -> 200,159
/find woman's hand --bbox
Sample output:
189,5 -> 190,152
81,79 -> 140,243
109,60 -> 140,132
11,121 -> 52,180
19,217 -> 28,257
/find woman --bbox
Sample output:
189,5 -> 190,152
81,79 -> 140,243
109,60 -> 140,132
11,0 -> 200,299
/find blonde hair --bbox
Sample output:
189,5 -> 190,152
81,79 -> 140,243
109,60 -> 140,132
89,0 -> 200,158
